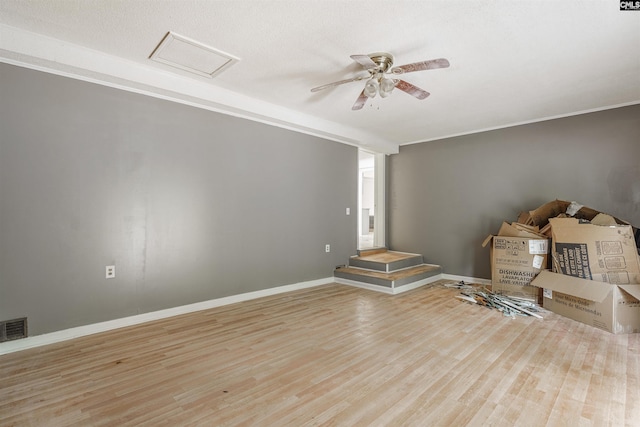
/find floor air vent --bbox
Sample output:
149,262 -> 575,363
1,317 -> 28,342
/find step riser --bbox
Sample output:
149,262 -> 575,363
334,265 -> 442,289
394,267 -> 441,287
349,256 -> 423,272
336,275 -> 443,295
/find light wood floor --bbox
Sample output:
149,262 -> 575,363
1,281 -> 639,426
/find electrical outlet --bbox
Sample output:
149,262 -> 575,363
325,244 -> 331,253
106,265 -> 115,279
346,207 -> 350,215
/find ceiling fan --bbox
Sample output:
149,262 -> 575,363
311,52 -> 450,110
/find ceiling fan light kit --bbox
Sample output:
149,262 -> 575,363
364,78 -> 379,98
379,77 -> 396,97
311,52 -> 450,110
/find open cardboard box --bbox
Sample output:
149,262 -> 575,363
520,199 -> 631,227
532,270 -> 640,334
519,199 -> 640,247
549,217 -> 640,284
482,223 -> 549,302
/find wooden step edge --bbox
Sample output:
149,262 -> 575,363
356,247 -> 388,256
348,256 -> 425,273
335,264 -> 442,280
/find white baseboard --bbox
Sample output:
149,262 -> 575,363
0,277 -> 334,355
1,274 -> 492,355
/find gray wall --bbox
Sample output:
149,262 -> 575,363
389,105 -> 640,279
0,63 -> 357,335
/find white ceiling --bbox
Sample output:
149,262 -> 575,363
1,0 -> 639,154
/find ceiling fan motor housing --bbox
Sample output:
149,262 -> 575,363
367,52 -> 394,73
364,53 -> 397,98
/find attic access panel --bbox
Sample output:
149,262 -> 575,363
150,32 -> 240,78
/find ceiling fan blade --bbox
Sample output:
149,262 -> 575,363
311,75 -> 366,92
350,54 -> 378,70
352,90 -> 368,110
395,80 -> 430,100
391,58 -> 450,74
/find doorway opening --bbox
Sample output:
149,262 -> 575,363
358,150 -> 385,250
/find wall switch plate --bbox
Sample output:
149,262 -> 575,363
346,208 -> 350,215
325,244 -> 330,253
106,265 -> 115,279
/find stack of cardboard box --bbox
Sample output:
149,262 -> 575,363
484,199 -> 640,334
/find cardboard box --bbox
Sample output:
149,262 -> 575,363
531,270 -> 640,334
495,221 -> 546,239
549,217 -> 640,284
522,199 -> 617,228
520,199 -> 640,247
482,231 -> 549,302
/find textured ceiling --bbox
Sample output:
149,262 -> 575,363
1,0 -> 639,153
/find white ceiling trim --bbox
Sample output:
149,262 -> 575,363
401,100 -> 640,146
0,24 -> 399,154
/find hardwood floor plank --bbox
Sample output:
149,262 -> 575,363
1,282 -> 639,426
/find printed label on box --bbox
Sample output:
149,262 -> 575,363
495,257 -> 531,267
532,255 -> 544,269
604,256 -> 626,269
600,240 -> 623,255
529,239 -> 549,255
554,243 -> 592,279
543,288 -> 553,299
496,269 -> 537,286
607,271 -> 630,284
554,293 -> 602,317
